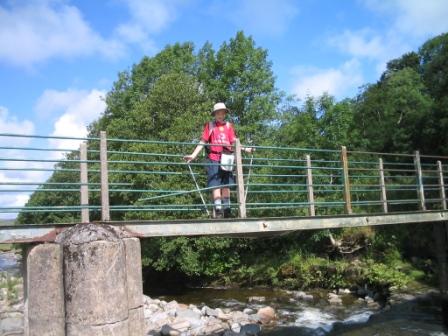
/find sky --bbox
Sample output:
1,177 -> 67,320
1,0 -> 448,219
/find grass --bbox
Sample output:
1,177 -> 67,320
0,272 -> 21,302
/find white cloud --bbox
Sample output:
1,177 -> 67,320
327,0 -> 448,77
291,59 -> 364,101
0,106 -> 35,143
116,0 -> 183,52
0,0 -> 125,68
328,29 -> 410,74
362,0 -> 448,38
35,89 -> 88,117
209,0 -> 298,36
45,89 -> 107,151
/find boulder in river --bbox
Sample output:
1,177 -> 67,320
256,306 -> 276,324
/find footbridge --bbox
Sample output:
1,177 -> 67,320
0,131 -> 447,242
1,132 -> 447,335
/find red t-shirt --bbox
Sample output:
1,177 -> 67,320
201,121 -> 236,161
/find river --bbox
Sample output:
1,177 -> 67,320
1,251 -> 447,335
146,286 -> 447,335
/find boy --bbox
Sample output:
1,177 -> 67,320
184,102 -> 254,218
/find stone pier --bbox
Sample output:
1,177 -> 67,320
24,223 -> 144,336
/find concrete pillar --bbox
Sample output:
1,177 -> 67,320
24,243 -> 65,336
56,223 -> 132,335
124,238 -> 145,336
24,223 -> 145,335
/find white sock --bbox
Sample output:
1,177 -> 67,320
214,198 -> 222,211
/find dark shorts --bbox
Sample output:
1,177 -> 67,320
206,159 -> 235,189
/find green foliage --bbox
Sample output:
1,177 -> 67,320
17,31 -> 448,291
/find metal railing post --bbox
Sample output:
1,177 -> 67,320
379,158 -> 388,213
341,146 -> 352,214
80,142 -> 89,223
437,161 -> 447,210
235,139 -> 247,218
414,150 -> 426,211
100,131 -> 110,221
305,154 -> 315,216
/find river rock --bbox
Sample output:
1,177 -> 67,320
0,311 -> 24,335
240,323 -> 261,335
337,288 -> 351,295
256,306 -> 276,324
166,300 -> 179,310
292,290 -> 314,301
231,322 -> 241,333
161,324 -> 181,336
201,305 -> 219,317
328,293 -> 343,305
176,307 -> 201,320
243,308 -> 255,315
248,296 -> 266,303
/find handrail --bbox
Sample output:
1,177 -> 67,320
0,131 -> 447,223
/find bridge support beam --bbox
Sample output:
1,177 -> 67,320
24,223 -> 144,336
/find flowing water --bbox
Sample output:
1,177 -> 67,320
1,252 -> 446,335
148,286 -> 447,336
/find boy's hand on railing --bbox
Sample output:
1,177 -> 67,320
244,147 -> 256,154
183,154 -> 196,163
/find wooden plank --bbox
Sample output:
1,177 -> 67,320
79,142 -> 89,223
100,131 -> 110,221
414,150 -> 426,211
379,158 -> 388,213
234,138 -> 246,218
341,146 -> 352,214
306,154 -> 315,216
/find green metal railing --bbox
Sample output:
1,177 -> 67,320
0,131 -> 447,224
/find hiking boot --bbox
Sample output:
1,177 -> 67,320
224,208 -> 232,218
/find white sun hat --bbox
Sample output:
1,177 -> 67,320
212,102 -> 229,115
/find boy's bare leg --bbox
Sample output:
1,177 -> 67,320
212,188 -> 222,217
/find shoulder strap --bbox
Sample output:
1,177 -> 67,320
208,121 -> 215,139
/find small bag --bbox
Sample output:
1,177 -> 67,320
220,153 -> 235,171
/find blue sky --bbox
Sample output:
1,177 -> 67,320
0,0 -> 447,218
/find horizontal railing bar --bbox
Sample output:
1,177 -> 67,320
106,137 -> 231,147
247,183 -> 343,187
348,160 -> 379,165
351,189 -> 382,192
382,161 -> 415,166
247,203 -> 343,210
0,158 -> 96,164
250,144 -> 341,153
246,201 -> 346,205
0,133 -> 98,141
104,150 -> 183,158
347,150 -> 414,157
107,169 -> 199,176
0,146 -> 80,152
0,182 -> 132,186
139,184 -> 237,202
0,167 -> 80,172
